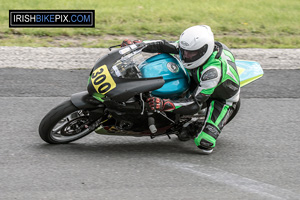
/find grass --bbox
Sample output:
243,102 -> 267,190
1,0 -> 299,48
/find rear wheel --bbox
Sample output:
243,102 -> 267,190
39,100 -> 100,144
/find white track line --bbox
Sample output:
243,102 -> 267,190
157,160 -> 299,200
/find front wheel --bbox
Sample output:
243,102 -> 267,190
39,100 -> 98,144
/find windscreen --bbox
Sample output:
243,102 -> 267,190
110,53 -> 145,79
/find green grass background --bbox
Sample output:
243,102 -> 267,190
1,0 -> 299,48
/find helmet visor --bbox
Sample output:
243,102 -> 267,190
180,44 -> 208,63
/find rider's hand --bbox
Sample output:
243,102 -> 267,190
121,39 -> 142,47
133,40 -> 142,44
147,97 -> 175,111
121,39 -> 133,47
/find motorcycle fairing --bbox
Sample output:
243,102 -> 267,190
236,60 -> 264,87
88,44 -> 165,102
88,48 -> 122,97
90,65 -> 117,94
106,76 -> 165,102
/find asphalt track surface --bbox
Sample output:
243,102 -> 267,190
0,68 -> 300,200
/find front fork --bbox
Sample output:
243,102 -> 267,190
70,91 -> 106,132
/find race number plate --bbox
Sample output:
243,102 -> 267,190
91,65 -> 116,94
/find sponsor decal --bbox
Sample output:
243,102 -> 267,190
167,62 -> 179,73
180,41 -> 189,47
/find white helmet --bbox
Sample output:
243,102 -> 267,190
179,25 -> 214,69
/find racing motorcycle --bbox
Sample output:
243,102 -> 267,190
39,42 -> 263,144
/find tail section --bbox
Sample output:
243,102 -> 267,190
236,60 -> 264,87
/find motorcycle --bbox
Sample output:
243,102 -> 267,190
39,42 -> 263,144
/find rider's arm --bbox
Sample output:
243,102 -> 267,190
142,40 -> 179,54
171,65 -> 222,115
193,66 -> 222,102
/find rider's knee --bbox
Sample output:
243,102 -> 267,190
194,123 -> 220,150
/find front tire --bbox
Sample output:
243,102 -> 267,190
39,100 -> 95,144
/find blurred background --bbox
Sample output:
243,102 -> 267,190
1,0 -> 299,48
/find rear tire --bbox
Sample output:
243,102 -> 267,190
39,100 -> 95,144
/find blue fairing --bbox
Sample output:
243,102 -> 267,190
139,53 -> 190,99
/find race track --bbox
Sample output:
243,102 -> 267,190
0,48 -> 299,200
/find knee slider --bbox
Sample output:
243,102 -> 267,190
194,124 -> 220,149
200,139 -> 214,149
194,132 -> 216,149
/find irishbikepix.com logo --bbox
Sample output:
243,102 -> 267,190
9,10 -> 95,28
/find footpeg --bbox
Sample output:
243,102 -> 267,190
148,116 -> 157,134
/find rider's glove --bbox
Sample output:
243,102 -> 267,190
121,39 -> 142,47
121,39 -> 133,47
133,40 -> 142,44
147,97 -> 175,111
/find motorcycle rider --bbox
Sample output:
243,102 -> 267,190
122,25 -> 240,154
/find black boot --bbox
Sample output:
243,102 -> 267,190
177,121 -> 203,141
177,127 -> 192,141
